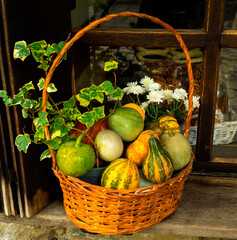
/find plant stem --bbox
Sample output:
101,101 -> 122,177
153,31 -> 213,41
75,128 -> 89,147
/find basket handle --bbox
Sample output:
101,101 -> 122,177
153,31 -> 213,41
42,11 -> 194,170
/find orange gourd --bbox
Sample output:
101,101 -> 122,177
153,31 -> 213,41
125,130 -> 159,167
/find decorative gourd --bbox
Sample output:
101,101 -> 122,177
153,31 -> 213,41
101,158 -> 139,189
108,107 -> 144,141
160,131 -> 192,171
142,133 -> 173,184
95,129 -> 124,162
158,115 -> 180,133
146,121 -> 163,137
122,103 -> 145,121
56,131 -> 95,177
125,130 -> 159,167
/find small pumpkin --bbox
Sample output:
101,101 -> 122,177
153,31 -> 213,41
101,158 -> 139,189
142,133 -> 173,184
122,103 -> 145,121
157,115 -> 180,133
125,130 -> 159,167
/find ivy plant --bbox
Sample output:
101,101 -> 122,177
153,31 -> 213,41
0,40 -> 123,160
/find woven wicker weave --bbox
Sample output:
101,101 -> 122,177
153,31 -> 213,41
42,12 -> 195,235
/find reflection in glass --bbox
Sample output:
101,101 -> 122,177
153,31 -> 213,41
89,0 -> 205,29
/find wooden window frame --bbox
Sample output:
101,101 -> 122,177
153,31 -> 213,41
73,0 -> 237,173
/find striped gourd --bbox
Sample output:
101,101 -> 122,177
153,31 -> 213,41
142,133 -> 173,184
158,115 -> 180,133
101,158 -> 139,189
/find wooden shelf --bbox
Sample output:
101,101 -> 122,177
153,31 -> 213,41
0,176 -> 236,239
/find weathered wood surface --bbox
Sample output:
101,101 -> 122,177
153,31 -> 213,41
74,28 -> 207,48
0,177 -> 236,239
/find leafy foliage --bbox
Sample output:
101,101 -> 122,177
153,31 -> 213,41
0,40 -> 124,157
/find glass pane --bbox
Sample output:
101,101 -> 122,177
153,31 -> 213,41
75,45 -> 202,140
88,0 -> 205,29
224,1 -> 237,29
212,48 -> 237,158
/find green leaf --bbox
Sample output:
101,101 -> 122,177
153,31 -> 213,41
47,83 -> 57,93
40,149 -> 51,161
91,106 -> 105,121
33,111 -> 49,127
37,78 -> 45,90
13,41 -> 30,61
45,137 -> 61,150
63,97 -> 75,109
0,91 -> 13,106
15,134 -> 31,153
44,44 -> 57,57
97,81 -> 114,95
77,112 -> 95,128
21,99 -> 33,109
110,88 -> 124,99
12,95 -> 24,105
104,61 -> 118,71
34,125 -> 45,142
28,40 -> 47,52
76,92 -> 90,107
31,50 -> 45,63
22,109 -> 28,118
38,59 -> 50,71
70,108 -> 81,121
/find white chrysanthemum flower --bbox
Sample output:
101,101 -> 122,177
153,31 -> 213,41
144,82 -> 161,92
173,88 -> 188,101
140,76 -> 154,87
184,96 -> 200,111
193,95 -> 200,109
162,89 -> 174,103
122,81 -> 145,95
147,90 -> 164,103
140,101 -> 149,111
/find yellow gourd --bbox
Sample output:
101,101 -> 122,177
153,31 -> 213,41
125,130 -> 159,167
158,115 -> 180,133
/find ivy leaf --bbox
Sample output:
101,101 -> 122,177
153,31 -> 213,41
44,137 -> 61,150
34,111 -> 49,127
47,83 -> 57,93
31,50 -> 45,63
21,99 -> 33,109
13,41 -> 30,61
37,78 -> 45,90
104,61 -> 118,71
76,92 -> 91,107
110,88 -> 124,99
97,81 -> 114,95
63,97 -> 75,109
91,106 -> 105,121
34,125 -> 45,142
70,108 -> 81,121
44,44 -> 57,57
12,95 -> 24,105
40,149 -> 51,161
78,112 -> 95,128
28,40 -> 47,52
15,134 -> 31,153
22,109 -> 28,118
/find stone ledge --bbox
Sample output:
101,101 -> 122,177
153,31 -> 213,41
0,176 -> 237,239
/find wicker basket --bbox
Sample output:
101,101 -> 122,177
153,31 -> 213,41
42,12 -> 195,235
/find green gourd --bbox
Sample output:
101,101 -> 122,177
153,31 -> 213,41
142,133 -> 173,184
